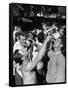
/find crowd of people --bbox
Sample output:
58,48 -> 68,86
13,22 -> 66,85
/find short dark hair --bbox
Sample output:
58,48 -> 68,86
37,32 -> 44,43
15,32 -> 26,40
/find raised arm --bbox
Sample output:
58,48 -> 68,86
25,35 -> 51,71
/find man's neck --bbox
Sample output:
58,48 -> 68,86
54,50 -> 61,55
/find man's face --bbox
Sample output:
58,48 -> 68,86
53,38 -> 61,48
19,35 -> 26,46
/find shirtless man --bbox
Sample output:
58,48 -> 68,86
46,37 -> 65,83
19,35 -> 51,85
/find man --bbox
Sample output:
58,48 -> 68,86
13,32 -> 27,54
19,35 -> 51,85
13,32 -> 27,85
46,37 -> 65,83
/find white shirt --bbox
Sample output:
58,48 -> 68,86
13,40 -> 27,55
13,40 -> 25,78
